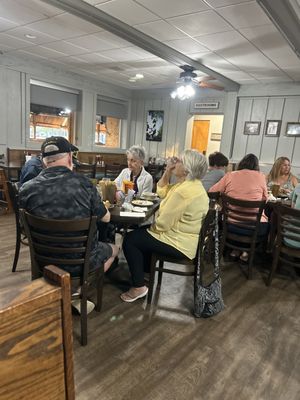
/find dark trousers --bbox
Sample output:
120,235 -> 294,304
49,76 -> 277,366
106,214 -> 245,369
123,227 -> 186,287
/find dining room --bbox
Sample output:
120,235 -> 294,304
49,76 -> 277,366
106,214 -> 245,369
1,0 -> 300,399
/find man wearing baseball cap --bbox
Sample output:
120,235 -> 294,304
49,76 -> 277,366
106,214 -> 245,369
20,136 -> 119,282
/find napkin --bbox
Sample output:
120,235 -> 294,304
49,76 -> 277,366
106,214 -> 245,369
120,211 -> 146,217
132,206 -> 148,212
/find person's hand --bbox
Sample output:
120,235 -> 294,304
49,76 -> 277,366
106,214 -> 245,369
165,156 -> 178,173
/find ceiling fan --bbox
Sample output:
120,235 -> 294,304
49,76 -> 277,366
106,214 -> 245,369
178,65 -> 224,91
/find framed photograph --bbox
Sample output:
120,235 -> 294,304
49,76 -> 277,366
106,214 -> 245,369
286,122 -> 300,137
243,121 -> 261,135
265,120 -> 281,137
146,110 -> 164,142
210,132 -> 222,141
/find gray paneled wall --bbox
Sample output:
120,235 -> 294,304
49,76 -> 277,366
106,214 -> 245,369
129,96 -> 190,160
232,95 -> 300,168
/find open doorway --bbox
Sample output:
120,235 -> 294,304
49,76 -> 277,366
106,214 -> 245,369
188,115 -> 224,155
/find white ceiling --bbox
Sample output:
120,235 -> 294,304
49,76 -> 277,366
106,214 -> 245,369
0,0 -> 299,90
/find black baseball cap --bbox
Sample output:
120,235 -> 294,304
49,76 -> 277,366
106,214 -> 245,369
41,136 -> 78,158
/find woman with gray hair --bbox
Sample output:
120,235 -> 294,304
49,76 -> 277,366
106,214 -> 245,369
115,145 -> 153,196
121,149 -> 209,302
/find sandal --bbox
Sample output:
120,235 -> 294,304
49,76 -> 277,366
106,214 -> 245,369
240,252 -> 249,263
120,287 -> 148,303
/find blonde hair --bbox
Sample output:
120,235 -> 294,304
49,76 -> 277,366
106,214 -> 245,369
267,157 -> 291,182
181,149 -> 208,180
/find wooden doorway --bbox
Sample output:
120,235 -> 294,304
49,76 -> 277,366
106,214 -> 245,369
191,120 -> 210,154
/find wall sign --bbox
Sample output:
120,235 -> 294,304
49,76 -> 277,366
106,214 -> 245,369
194,102 -> 219,109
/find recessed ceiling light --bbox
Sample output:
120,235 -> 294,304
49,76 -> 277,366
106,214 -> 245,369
128,78 -> 136,82
135,73 -> 144,79
25,34 -> 37,39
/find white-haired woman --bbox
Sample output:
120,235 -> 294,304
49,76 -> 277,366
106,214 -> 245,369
115,145 -> 153,196
121,149 -> 209,302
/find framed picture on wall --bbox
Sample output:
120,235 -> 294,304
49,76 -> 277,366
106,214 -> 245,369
146,110 -> 164,142
286,122 -> 300,137
243,121 -> 261,135
265,120 -> 281,137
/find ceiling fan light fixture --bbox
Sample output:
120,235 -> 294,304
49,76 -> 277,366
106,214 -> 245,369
170,84 -> 195,100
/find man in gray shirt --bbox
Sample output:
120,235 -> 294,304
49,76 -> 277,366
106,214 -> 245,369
202,152 -> 229,191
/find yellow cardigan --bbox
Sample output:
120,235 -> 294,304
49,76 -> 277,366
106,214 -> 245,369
148,179 -> 209,259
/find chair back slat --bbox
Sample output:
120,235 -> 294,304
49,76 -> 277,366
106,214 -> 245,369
220,193 -> 267,279
20,210 -> 97,280
268,204 -> 300,285
75,163 -> 96,179
104,164 -> 123,180
277,205 -> 300,247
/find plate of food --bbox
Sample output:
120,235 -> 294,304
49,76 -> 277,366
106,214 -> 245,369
131,199 -> 153,207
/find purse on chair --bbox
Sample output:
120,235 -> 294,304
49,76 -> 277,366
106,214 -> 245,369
194,205 -> 224,318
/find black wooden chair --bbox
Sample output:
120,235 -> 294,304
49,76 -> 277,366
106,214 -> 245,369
7,181 -> 29,272
0,169 -> 12,213
104,164 -> 123,180
147,208 -> 216,308
220,193 -> 267,279
75,162 -> 97,179
20,210 -> 102,346
267,204 -> 300,286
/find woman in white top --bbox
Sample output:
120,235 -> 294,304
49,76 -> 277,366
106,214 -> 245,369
115,145 -> 153,196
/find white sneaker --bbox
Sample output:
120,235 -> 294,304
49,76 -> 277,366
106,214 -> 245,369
71,299 -> 95,315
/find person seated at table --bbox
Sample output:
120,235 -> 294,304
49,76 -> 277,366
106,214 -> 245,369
120,149 -> 209,302
209,153 -> 268,262
202,151 -> 229,191
19,136 -> 119,278
19,154 -> 44,186
115,145 -> 153,198
266,157 -> 298,196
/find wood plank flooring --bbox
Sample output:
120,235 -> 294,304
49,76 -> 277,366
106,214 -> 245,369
1,213 -> 299,400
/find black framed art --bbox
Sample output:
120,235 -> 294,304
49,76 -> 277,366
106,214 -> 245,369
265,120 -> 281,137
243,121 -> 261,135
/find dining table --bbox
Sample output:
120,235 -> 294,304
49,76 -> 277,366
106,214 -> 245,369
109,199 -> 160,229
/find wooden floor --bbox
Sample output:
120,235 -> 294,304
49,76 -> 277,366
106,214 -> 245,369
1,213 -> 300,400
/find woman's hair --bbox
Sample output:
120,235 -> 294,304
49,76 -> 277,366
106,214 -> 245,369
268,157 -> 290,182
237,153 -> 259,171
126,145 -> 146,162
208,152 -> 229,167
181,149 -> 208,180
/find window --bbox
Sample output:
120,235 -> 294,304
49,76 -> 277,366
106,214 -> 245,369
95,97 -> 127,148
30,81 -> 79,142
30,106 -> 72,141
95,115 -> 121,147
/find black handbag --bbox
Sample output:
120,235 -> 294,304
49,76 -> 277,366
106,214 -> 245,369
194,206 -> 224,318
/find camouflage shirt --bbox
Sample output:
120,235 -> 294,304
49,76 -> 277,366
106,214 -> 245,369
19,166 -> 111,276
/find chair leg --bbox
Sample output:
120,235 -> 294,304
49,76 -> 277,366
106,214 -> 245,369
95,271 -> 104,312
247,251 -> 255,280
147,255 -> 157,304
12,228 -> 21,272
157,260 -> 164,287
267,247 -> 280,286
81,282 -> 88,346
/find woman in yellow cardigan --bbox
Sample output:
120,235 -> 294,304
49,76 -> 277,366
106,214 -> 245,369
121,149 -> 209,302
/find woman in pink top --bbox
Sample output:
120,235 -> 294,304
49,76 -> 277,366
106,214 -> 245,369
209,153 -> 268,262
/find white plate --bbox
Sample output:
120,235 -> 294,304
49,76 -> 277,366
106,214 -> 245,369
132,199 -> 153,207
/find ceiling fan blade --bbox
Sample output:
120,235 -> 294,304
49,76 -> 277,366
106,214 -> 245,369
199,81 -> 224,90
